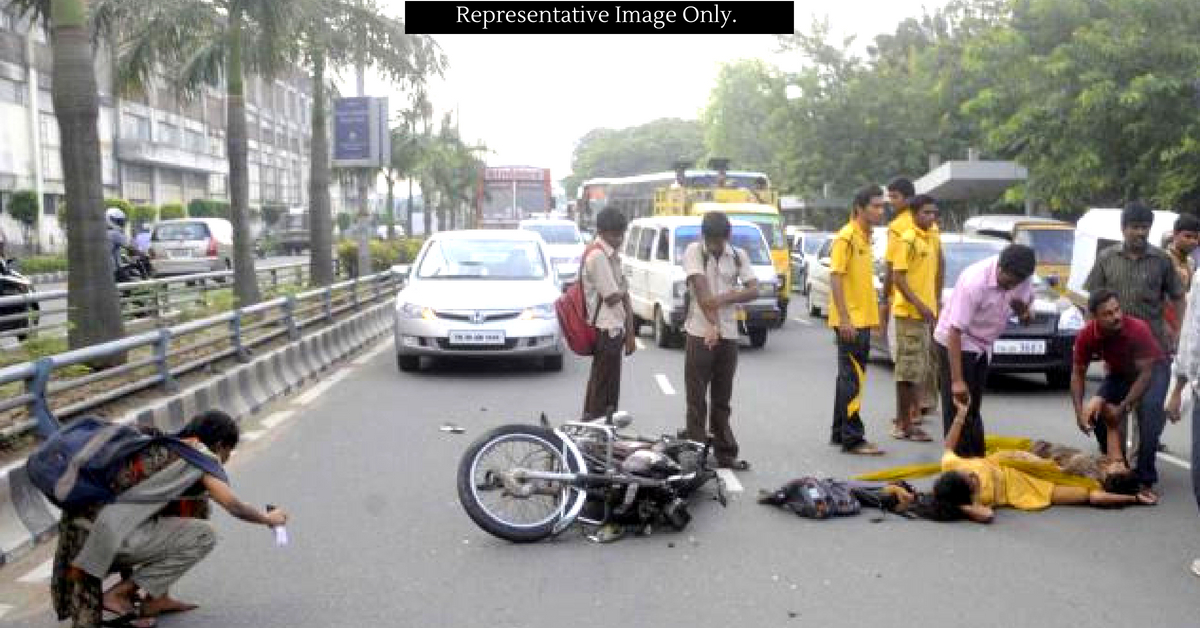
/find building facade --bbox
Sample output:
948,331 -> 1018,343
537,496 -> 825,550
0,9 -> 349,254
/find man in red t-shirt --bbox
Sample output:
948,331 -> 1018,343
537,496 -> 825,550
1070,289 -> 1170,498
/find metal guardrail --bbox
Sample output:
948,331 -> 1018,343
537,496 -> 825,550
0,269 -> 401,441
0,262 -> 321,342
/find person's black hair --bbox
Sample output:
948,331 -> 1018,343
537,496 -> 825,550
595,207 -> 627,234
1173,213 -> 1200,235
1121,201 -> 1155,228
914,472 -> 973,522
852,185 -> 884,211
1102,471 -> 1141,496
908,194 -> 937,211
1087,288 -> 1120,315
887,177 -> 915,198
998,244 -> 1036,280
701,211 -> 732,238
177,409 -> 239,452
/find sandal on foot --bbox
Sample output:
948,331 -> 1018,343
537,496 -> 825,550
905,427 -> 933,442
1136,489 -> 1159,506
843,442 -> 885,456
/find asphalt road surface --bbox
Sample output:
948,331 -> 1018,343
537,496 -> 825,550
1,310 -> 1197,627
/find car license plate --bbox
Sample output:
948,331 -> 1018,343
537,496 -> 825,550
449,330 -> 505,345
170,249 -> 192,259
992,340 -> 1046,355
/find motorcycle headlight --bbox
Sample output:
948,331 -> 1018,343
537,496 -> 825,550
1058,306 -> 1085,332
519,303 -> 556,320
398,302 -> 434,320
757,282 -> 777,298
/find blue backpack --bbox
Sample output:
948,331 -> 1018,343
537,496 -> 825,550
26,416 -> 228,510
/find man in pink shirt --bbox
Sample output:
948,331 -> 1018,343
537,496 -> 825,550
934,245 -> 1036,456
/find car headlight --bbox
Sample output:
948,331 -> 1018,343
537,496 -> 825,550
673,281 -> 688,299
519,303 -> 556,320
757,282 -> 777,297
398,302 -> 434,320
1058,306 -> 1085,332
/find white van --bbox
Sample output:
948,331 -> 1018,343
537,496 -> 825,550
621,216 -> 780,348
1066,208 -> 1179,298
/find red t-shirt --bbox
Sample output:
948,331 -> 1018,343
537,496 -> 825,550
1072,316 -> 1165,376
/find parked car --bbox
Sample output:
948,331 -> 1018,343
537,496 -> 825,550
393,229 -> 563,372
866,232 -> 1085,388
791,231 -> 831,295
148,218 -> 234,277
519,218 -> 586,287
621,215 -> 779,349
963,214 -> 1074,290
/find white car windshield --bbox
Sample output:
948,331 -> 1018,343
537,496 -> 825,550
674,225 -> 772,265
523,224 -> 581,245
417,239 -> 548,280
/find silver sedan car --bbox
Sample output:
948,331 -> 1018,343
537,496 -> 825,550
394,230 -> 565,372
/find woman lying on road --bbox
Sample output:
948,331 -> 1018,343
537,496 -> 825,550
920,396 -> 1157,522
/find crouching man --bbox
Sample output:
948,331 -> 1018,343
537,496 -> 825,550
51,410 -> 288,627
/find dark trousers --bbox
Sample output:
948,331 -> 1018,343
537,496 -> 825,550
684,334 -> 739,463
1093,361 -> 1170,486
831,329 -> 871,450
582,330 -> 625,420
937,342 -> 989,458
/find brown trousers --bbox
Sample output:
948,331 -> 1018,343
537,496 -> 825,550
582,329 -> 625,420
684,334 -> 739,463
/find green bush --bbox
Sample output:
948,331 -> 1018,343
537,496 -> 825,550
335,238 -> 419,276
9,190 -> 38,229
105,198 -> 134,214
18,254 -> 67,274
130,204 -> 157,226
187,199 -> 229,219
159,203 -> 185,220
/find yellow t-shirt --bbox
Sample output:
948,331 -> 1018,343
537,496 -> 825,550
885,210 -> 915,269
827,221 -> 879,329
891,226 -> 939,320
940,451 -> 1055,511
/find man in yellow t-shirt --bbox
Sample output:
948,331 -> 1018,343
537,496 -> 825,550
889,195 -> 941,442
828,185 -> 886,455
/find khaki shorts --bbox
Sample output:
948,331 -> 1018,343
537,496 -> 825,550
894,317 -> 932,383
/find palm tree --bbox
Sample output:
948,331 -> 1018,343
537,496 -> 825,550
295,0 -> 443,285
8,0 -> 126,352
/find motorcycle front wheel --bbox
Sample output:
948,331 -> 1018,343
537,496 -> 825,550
457,424 -> 583,543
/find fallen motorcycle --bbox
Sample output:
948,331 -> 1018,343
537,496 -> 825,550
457,411 -> 724,543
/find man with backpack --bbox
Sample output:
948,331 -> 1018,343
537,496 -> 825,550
46,411 -> 288,627
581,207 -> 636,420
681,211 -> 758,470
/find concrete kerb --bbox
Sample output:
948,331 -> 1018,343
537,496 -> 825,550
0,301 -> 395,567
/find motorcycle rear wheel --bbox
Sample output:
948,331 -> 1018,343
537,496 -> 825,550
457,424 -> 583,543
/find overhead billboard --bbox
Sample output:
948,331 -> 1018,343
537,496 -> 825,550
332,96 -> 390,168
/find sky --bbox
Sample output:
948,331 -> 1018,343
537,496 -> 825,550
357,1 -> 952,193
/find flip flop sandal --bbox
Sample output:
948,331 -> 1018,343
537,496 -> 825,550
905,427 -> 933,442
890,426 -> 909,440
844,443 -> 885,456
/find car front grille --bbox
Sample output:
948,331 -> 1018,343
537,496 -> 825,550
432,309 -> 522,322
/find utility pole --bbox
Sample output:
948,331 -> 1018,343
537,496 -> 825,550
355,64 -> 371,277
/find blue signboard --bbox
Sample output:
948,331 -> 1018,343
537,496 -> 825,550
333,97 -> 372,162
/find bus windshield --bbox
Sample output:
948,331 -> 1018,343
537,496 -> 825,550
1015,228 -> 1074,265
726,214 -> 786,249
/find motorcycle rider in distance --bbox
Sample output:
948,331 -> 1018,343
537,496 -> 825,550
107,208 -> 149,282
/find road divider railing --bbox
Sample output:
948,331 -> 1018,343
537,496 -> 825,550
0,262 -> 329,343
0,269 -> 401,443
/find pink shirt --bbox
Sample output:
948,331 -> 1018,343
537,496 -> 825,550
934,256 -> 1033,355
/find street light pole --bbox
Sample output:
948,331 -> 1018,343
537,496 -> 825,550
355,64 -> 371,277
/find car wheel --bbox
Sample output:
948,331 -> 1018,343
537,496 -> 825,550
748,327 -> 768,348
806,288 -> 821,317
654,306 -> 675,348
1045,369 -> 1070,389
397,355 -> 420,372
543,355 -> 564,371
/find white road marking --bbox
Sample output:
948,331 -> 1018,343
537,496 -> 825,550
791,317 -> 813,326
1159,451 -> 1191,470
17,559 -> 53,583
635,338 -> 645,351
654,374 -> 676,396
352,340 -> 391,366
716,469 -> 744,493
294,369 -> 351,406
260,410 -> 296,430
241,430 -> 265,442
0,603 -> 12,619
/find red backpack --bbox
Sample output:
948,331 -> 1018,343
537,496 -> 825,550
556,242 -> 603,356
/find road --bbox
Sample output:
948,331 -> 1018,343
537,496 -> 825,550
0,311 -> 1197,627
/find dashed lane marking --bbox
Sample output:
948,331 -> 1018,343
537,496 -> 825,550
1159,451 -> 1191,471
0,603 -> 12,619
791,317 -> 813,326
293,369 -> 351,406
635,338 -> 645,351
241,430 -> 265,442
352,340 -> 391,366
17,559 -> 52,584
716,469 -> 744,493
260,410 -> 296,430
654,374 -> 676,396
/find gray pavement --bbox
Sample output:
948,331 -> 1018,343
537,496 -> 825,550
0,313 -> 1197,627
